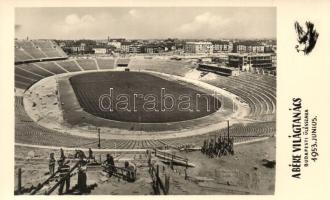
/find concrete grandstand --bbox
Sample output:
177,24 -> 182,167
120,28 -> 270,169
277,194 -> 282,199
14,39 -> 276,195
15,40 -> 276,148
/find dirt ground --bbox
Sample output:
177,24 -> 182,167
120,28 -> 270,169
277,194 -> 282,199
14,137 -> 275,195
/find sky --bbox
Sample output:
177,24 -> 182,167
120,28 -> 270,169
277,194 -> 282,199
15,7 -> 276,40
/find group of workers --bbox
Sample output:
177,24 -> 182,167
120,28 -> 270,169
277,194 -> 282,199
48,148 -> 136,194
102,153 -> 136,182
48,148 -> 89,195
201,136 -> 234,158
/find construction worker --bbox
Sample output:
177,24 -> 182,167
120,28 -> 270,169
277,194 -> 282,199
201,140 -> 207,154
124,161 -> 136,182
49,153 -> 56,175
208,139 -> 214,158
88,148 -> 96,163
223,138 -> 229,156
60,148 -> 66,161
77,154 -> 88,193
215,137 -> 221,157
58,159 -> 71,195
229,137 -> 234,155
218,136 -> 224,157
146,150 -> 151,166
74,149 -> 86,159
102,154 -> 116,176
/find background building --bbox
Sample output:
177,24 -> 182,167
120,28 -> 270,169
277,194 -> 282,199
120,42 -> 131,53
228,53 -> 273,69
93,47 -> 107,54
233,41 -> 269,53
185,42 -> 213,54
212,41 -> 233,53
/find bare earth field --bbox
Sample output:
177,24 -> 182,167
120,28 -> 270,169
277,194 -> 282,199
14,137 -> 275,195
69,71 -> 221,123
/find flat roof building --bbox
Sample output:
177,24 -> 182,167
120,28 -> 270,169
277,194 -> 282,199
228,53 -> 273,69
184,42 -> 213,54
198,63 -> 240,76
212,41 -> 233,53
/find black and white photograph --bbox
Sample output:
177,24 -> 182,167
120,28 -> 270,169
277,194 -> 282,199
13,6 -> 277,195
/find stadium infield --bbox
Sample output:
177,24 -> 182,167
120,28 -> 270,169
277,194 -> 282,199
69,71 -> 221,123
57,70 -> 244,134
21,67 -> 250,141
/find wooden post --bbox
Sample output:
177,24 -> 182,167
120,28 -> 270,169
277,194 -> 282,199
165,174 -> 170,195
97,128 -> 101,149
156,164 -> 160,189
184,169 -> 188,180
171,154 -> 174,170
17,168 -> 22,194
156,165 -> 159,178
170,160 -> 173,170
227,120 -> 230,140
148,152 -> 151,167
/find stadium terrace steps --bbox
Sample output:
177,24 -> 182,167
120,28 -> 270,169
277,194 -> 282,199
16,40 -> 48,59
32,40 -> 62,58
116,58 -> 130,67
160,121 -> 275,148
15,96 -> 99,147
15,48 -> 34,62
15,96 -> 34,122
232,75 -> 276,114
37,62 -> 67,74
15,94 -> 275,149
55,60 -> 82,72
76,59 -> 98,70
48,40 -> 68,57
129,59 -> 192,76
15,81 -> 31,90
15,40 -> 68,63
227,78 -> 275,114
14,56 -> 276,148
15,66 -> 43,80
203,73 -> 276,119
242,73 -> 276,85
15,75 -> 36,86
15,78 -> 35,90
14,59 -> 276,118
19,63 -> 54,77
52,61 -> 69,72
96,58 -> 115,70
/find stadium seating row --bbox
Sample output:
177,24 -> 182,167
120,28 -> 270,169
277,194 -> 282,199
14,56 -> 276,148
15,57 -> 276,120
128,59 -> 193,76
14,58 -> 118,90
15,96 -> 275,149
116,58 -> 130,67
203,72 -> 276,120
15,40 -> 67,63
159,121 -> 276,148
